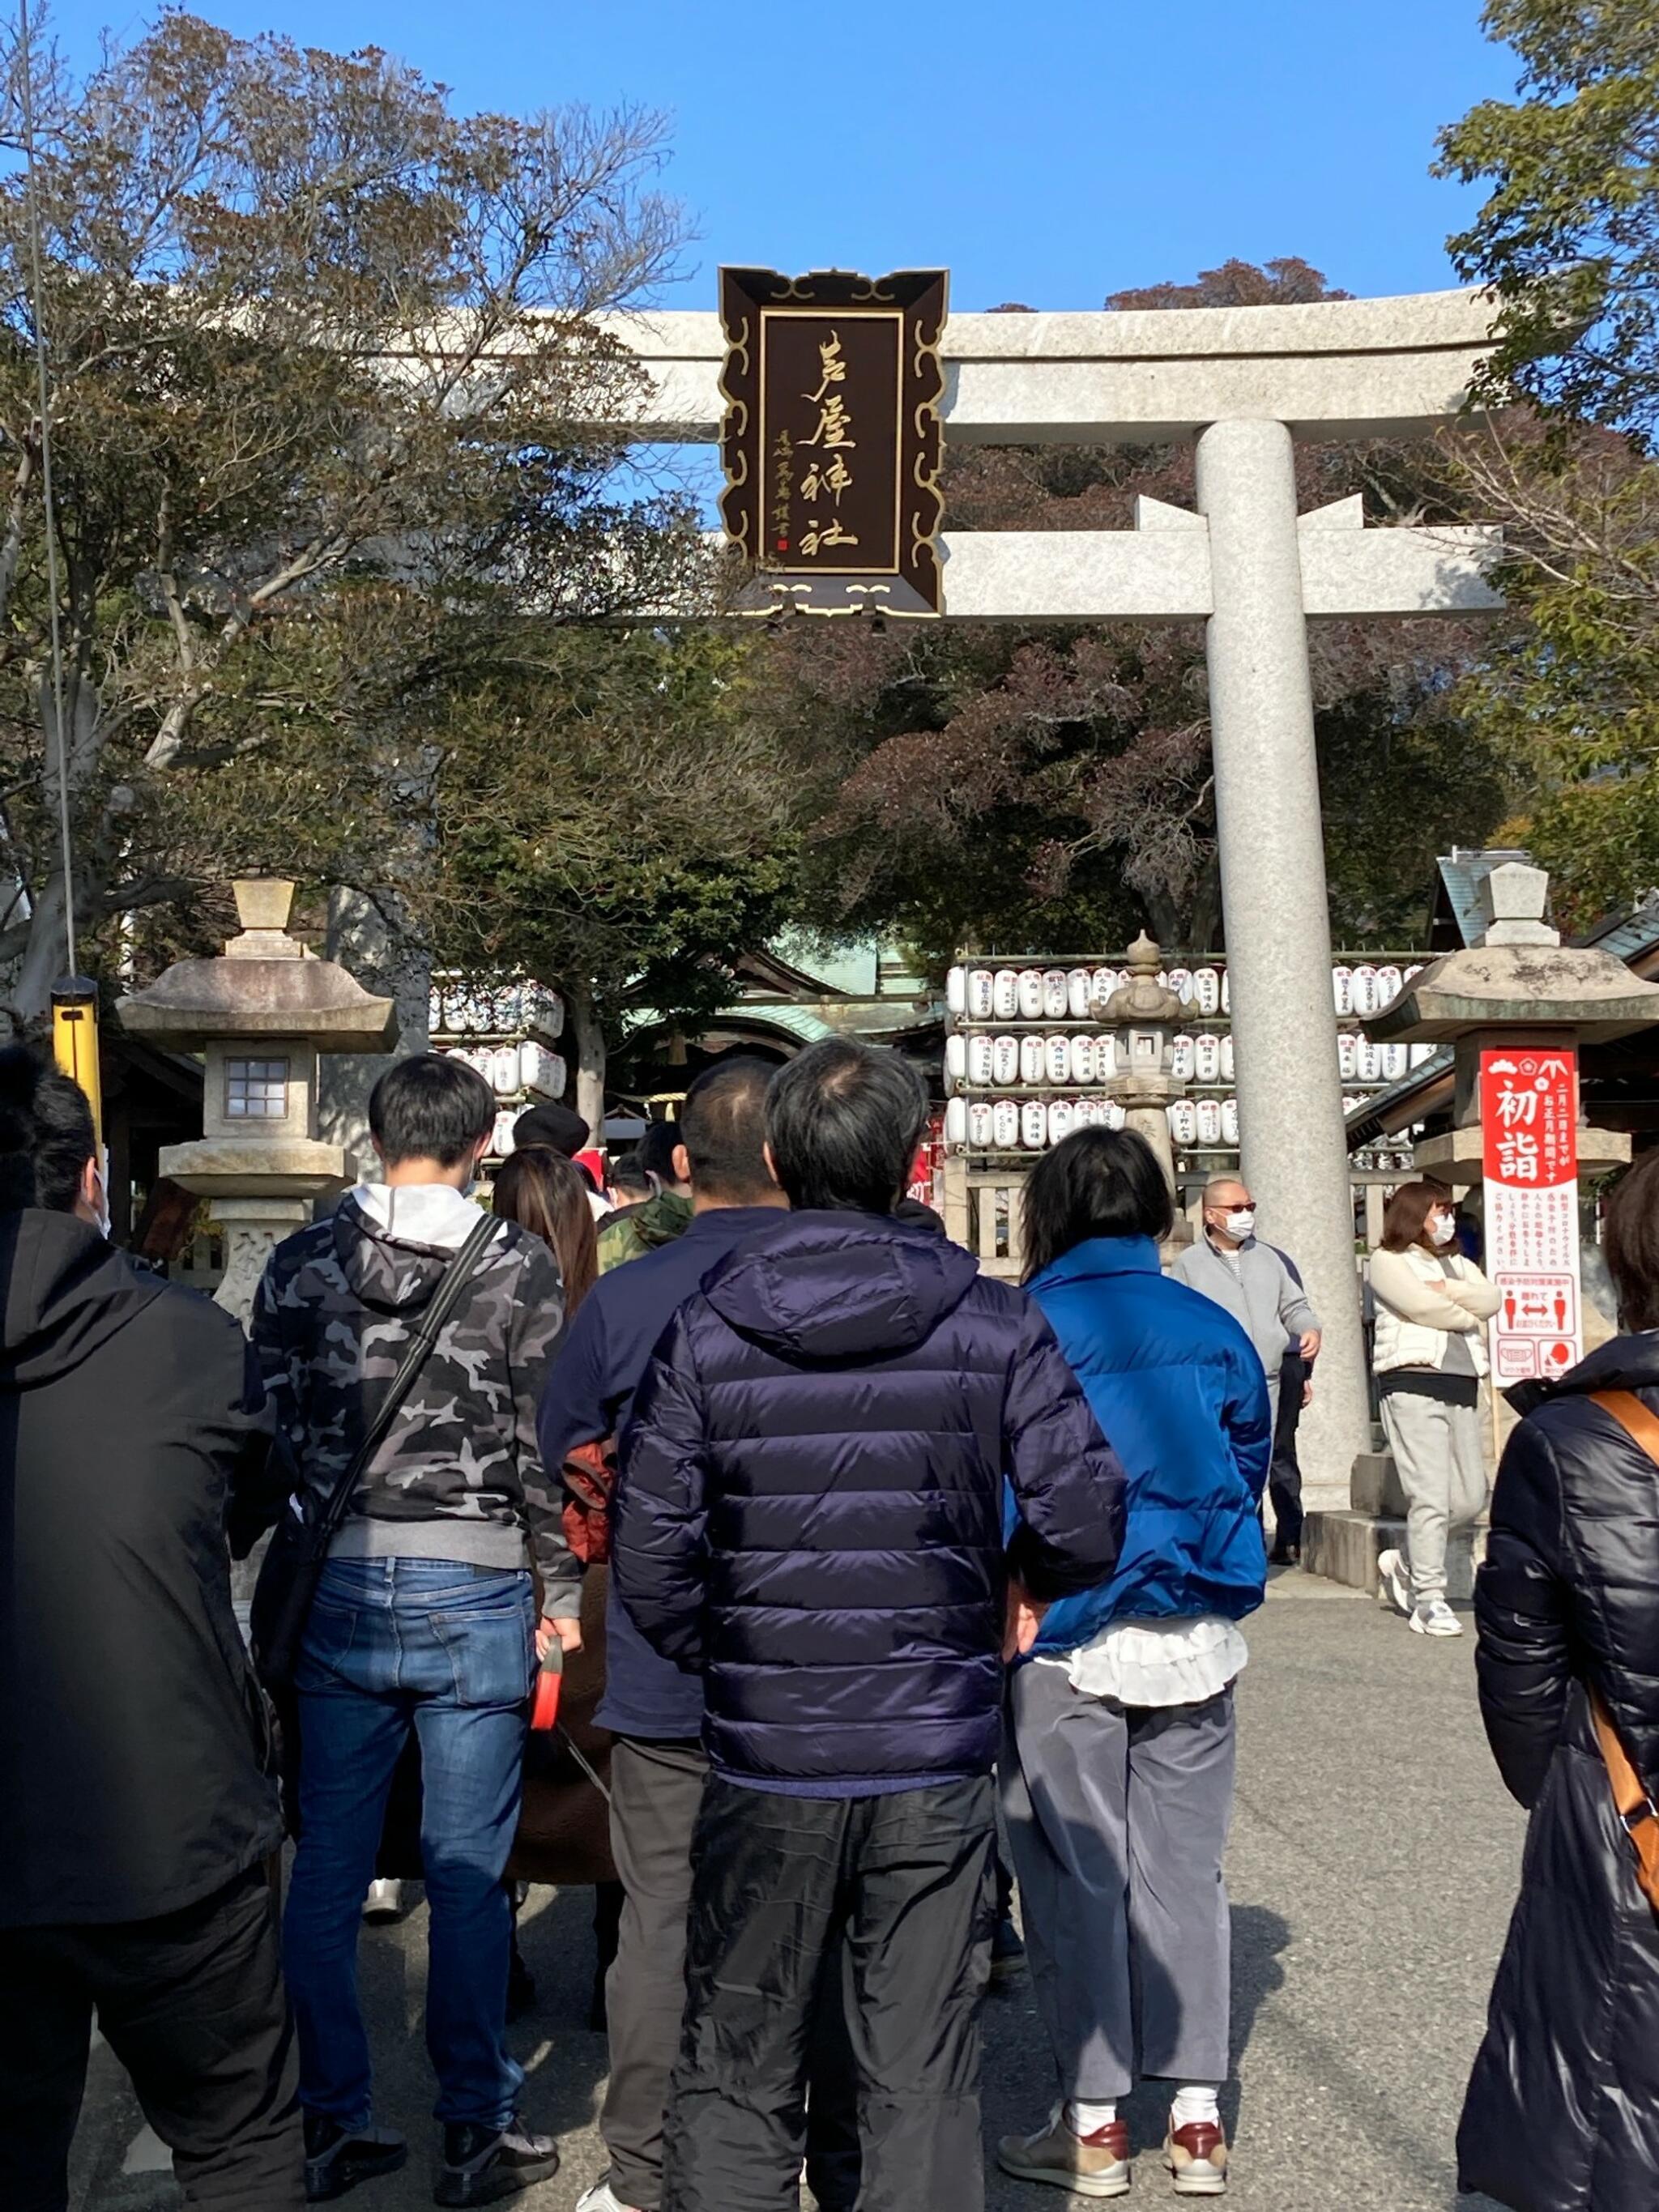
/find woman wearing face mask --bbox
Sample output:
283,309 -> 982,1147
1368,1182 -> 1500,1638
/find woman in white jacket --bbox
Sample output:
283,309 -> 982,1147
1368,1181 -> 1501,1638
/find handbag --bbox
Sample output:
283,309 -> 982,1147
250,1208 -> 499,1692
1585,1389 -> 1659,1914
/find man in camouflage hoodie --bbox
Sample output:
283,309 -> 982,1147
254,1054 -> 572,2208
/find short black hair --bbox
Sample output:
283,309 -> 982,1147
766,1040 -> 927,1215
1021,1126 -> 1173,1282
638,1118 -> 682,1183
0,1045 -> 96,1213
369,1052 -> 494,1169
513,1099 -> 589,1157
608,1152 -> 652,1197
681,1058 -> 776,1203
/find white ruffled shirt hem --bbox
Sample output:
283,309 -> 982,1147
1035,1614 -> 1248,1707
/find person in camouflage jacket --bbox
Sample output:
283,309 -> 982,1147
255,1054 -> 570,2207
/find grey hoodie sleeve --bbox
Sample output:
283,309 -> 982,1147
507,1240 -> 579,1617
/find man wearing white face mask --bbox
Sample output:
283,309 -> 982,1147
1367,1182 -> 1500,1638
1173,1178 -> 1321,1432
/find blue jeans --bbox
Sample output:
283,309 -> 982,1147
282,1558 -> 535,2131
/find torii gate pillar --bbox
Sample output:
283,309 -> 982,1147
1196,418 -> 1371,1496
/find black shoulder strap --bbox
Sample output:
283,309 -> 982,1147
318,1208 -> 500,1540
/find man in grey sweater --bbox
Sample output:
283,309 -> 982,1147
1172,1177 -> 1322,1421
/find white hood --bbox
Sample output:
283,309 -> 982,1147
349,1182 -> 503,1252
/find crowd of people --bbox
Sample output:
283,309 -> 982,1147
2,1031 -> 1659,2212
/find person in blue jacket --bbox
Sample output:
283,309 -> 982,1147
997,1126 -> 1271,2204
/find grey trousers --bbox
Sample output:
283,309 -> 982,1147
1001,1664 -> 1236,2102
1380,1389 -> 1487,1603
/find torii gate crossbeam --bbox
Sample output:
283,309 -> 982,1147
583,288 -> 1506,1505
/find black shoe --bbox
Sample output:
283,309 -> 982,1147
989,1913 -> 1026,1984
435,2116 -> 559,2206
1268,1544 -> 1302,1567
303,2113 -> 407,2202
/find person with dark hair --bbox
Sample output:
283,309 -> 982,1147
540,1058 -> 826,2212
596,1119 -> 691,1274
995,1127 -> 1269,2199
0,1048 -> 303,2210
612,1037 -> 1126,2212
512,1098 -> 589,1159
254,1053 -> 571,2205
1368,1179 -> 1500,1639
1457,1148 -> 1659,2210
494,1146 -> 599,1319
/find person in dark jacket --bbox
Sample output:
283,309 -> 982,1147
595,1120 -> 692,1276
613,1038 -> 1126,2212
1458,1148 -> 1659,2212
256,1054 -> 569,2206
996,1128 -> 1270,2201
0,1049 -> 301,2211
541,1058 -> 855,2212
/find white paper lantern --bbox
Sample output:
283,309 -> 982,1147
1222,1097 -> 1240,1145
1045,1034 -> 1072,1084
992,1034 -> 1020,1085
1167,966 -> 1192,1004
1043,968 -> 1069,1021
944,1097 -> 968,1144
1021,1101 -> 1048,1150
1333,965 -> 1353,1014
992,1099 -> 1021,1149
1171,1034 -> 1195,1082
1020,1035 -> 1046,1085
1017,969 -> 1045,1021
491,1045 -> 521,1097
1376,964 -> 1402,1008
1094,1033 -> 1118,1079
1221,1034 -> 1235,1080
969,1102 -> 996,1148
946,966 -> 968,1016
993,969 -> 1019,1020
1196,1097 -> 1223,1144
1047,1100 -> 1074,1145
1169,1098 -> 1198,1147
1102,1100 -> 1126,1132
970,969 -> 997,1020
1382,1042 -> 1408,1080
1091,965 -> 1119,1011
1220,969 -> 1230,1013
966,1035 -> 994,1086
1338,1033 -> 1358,1080
1069,1034 -> 1095,1085
1192,966 -> 1221,1016
1194,1034 -> 1221,1085
491,1109 -> 517,1157
1067,967 -> 1094,1019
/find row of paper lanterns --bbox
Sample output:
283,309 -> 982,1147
946,1029 -> 1438,1092
429,979 -> 565,1042
947,961 -> 1427,1025
440,1041 -> 567,1100
945,1095 -> 1255,1151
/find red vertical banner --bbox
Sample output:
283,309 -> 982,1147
1480,1047 -> 1581,1384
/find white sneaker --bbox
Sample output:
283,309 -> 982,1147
1411,1597 -> 1463,1638
361,1878 -> 403,1922
1376,1548 -> 1413,1618
576,2180 -> 642,2212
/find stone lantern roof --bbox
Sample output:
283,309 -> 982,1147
1371,862 -> 1659,1046
117,880 -> 399,1053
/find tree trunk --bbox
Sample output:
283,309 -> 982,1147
567,983 -> 607,1144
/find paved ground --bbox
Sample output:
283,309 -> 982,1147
70,1571 -> 1520,2210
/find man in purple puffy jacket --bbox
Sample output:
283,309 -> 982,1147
613,1038 -> 1126,2212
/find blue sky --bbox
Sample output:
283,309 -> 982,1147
44,0 -> 1516,310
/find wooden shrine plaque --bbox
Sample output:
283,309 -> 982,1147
718,266 -> 947,616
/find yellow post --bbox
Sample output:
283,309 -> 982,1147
50,975 -> 102,1148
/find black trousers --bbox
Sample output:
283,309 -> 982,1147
665,1772 -> 996,2212
603,1737 -> 859,2210
1269,1353 -> 1307,1553
0,1861 -> 302,2212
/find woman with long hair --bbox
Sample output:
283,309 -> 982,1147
998,1126 -> 1271,2202
1368,1180 -> 1499,1639
1458,1149 -> 1659,2209
493,1145 -> 599,1318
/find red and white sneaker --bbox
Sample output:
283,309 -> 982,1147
997,2107 -> 1132,2198
1166,2114 -> 1230,2195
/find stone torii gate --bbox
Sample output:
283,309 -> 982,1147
588,287 -> 1504,1502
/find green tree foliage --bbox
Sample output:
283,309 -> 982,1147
0,13 -> 706,1021
1437,0 -> 1659,437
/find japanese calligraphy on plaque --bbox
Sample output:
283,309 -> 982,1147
718,266 -> 948,616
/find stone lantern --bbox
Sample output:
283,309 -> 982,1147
117,879 -> 399,1319
1098,931 -> 1192,1248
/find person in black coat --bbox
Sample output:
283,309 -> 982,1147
0,1049 -> 301,2210
1459,1146 -> 1659,2211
